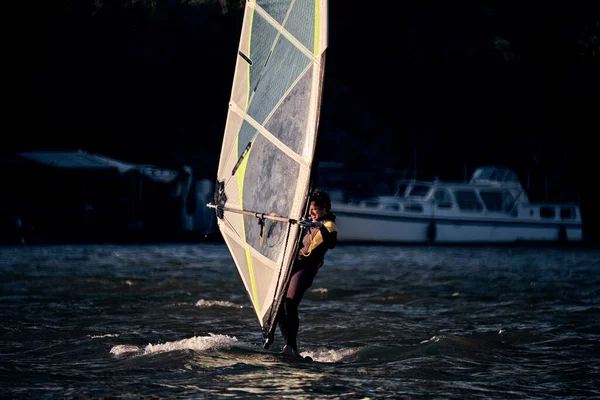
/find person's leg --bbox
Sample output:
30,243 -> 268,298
281,297 -> 299,351
277,282 -> 298,347
279,265 -> 317,353
266,265 -> 304,349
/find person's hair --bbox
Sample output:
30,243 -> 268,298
310,189 -> 331,212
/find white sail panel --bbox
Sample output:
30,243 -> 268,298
230,7 -> 253,110
211,0 -> 328,337
222,231 -> 253,300
221,226 -> 284,321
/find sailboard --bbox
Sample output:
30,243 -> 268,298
207,0 -> 328,342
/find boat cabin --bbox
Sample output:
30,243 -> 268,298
372,166 -> 581,222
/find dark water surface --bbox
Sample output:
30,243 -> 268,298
1,243 -> 599,399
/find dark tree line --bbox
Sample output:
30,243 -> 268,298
13,0 -> 600,239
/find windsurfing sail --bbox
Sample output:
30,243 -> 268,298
207,0 -> 328,340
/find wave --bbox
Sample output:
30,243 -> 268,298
110,333 -> 239,357
108,333 -> 362,364
195,299 -> 244,308
90,334 -> 120,339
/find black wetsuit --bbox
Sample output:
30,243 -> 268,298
276,212 -> 337,352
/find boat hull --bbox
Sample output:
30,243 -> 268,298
333,205 -> 583,244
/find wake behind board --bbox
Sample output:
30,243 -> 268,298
268,350 -> 313,363
240,343 -> 314,363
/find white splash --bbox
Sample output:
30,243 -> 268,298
90,333 -> 120,339
110,344 -> 142,356
301,347 -> 358,363
195,299 -> 243,308
420,335 -> 442,344
109,334 -> 239,357
144,333 -> 238,354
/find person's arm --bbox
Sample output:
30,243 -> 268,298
319,222 -> 337,249
303,221 -> 337,256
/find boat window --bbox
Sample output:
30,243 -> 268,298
472,168 -> 491,180
407,184 -> 430,198
479,189 -> 514,212
490,169 -> 502,181
502,191 -> 515,211
383,204 -> 400,211
362,200 -> 379,208
504,170 -> 518,183
560,207 -> 574,219
479,190 -> 503,211
434,189 -> 453,209
395,183 -> 409,197
405,204 -> 423,213
540,206 -> 556,219
453,189 -> 483,212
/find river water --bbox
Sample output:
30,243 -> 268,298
1,243 -> 599,399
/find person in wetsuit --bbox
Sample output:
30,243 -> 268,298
264,189 -> 338,357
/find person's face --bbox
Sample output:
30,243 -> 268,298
309,201 -> 327,221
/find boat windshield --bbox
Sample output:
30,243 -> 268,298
395,183 -> 409,197
471,166 -> 520,184
406,184 -> 431,198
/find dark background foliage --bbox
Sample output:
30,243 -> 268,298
9,0 -> 600,238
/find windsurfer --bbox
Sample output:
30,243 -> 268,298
264,189 -> 338,357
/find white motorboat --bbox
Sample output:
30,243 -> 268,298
330,166 -> 583,244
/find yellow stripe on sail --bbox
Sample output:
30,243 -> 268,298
244,247 -> 261,318
237,6 -> 260,319
314,0 -> 320,55
236,148 -> 261,318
